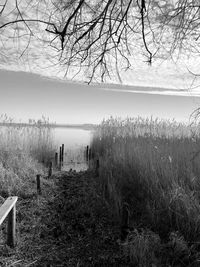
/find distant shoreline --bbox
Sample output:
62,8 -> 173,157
0,122 -> 97,130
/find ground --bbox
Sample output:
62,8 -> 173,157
0,170 -> 130,267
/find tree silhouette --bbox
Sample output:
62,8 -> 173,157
0,0 -> 200,82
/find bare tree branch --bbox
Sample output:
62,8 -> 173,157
1,0 -> 200,82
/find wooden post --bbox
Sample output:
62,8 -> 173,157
7,204 -> 16,247
59,146 -> 62,170
48,161 -> 53,178
86,146 -> 89,161
36,174 -> 41,195
96,159 -> 99,176
55,152 -> 58,167
120,203 -> 130,242
61,144 -> 64,165
89,148 -> 92,161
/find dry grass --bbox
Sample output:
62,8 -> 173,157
0,176 -> 56,267
91,116 -> 200,266
0,171 -> 129,267
0,115 -> 56,197
122,229 -> 161,266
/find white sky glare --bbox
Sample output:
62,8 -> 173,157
0,0 -> 200,123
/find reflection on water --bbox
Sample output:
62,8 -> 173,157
54,127 -> 92,171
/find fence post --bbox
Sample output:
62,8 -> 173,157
86,145 -> 89,161
61,144 -> 64,165
7,203 -> 16,248
36,174 -> 41,195
55,152 -> 58,167
59,146 -> 62,170
120,203 -> 130,242
48,161 -> 53,178
89,148 -> 92,161
96,159 -> 99,177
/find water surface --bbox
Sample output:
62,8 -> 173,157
54,127 -> 92,171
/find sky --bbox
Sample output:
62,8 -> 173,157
0,0 -> 200,124
0,69 -> 199,124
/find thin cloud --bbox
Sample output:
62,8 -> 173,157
101,87 -> 200,98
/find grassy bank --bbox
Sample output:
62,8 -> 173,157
1,170 -> 131,267
91,117 -> 200,266
0,115 -> 56,197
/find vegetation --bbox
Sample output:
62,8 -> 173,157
0,170 -> 130,267
0,115 -> 56,197
3,114 -> 200,265
0,1 -> 199,82
91,116 -> 200,266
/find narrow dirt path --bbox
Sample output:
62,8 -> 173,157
35,170 -> 125,266
5,170 -> 129,266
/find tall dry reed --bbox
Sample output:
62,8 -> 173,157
0,115 -> 56,197
91,116 -> 200,264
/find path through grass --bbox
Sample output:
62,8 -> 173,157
0,170 -> 128,267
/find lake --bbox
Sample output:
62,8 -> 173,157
53,127 -> 92,171
0,124 -> 93,172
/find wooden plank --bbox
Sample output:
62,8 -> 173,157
7,204 -> 16,247
0,197 -> 18,226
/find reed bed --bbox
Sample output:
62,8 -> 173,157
91,116 -> 200,266
0,115 -> 56,197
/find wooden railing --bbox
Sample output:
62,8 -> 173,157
0,196 -> 18,247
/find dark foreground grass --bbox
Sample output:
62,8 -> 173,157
90,117 -> 200,266
0,170 -> 129,267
